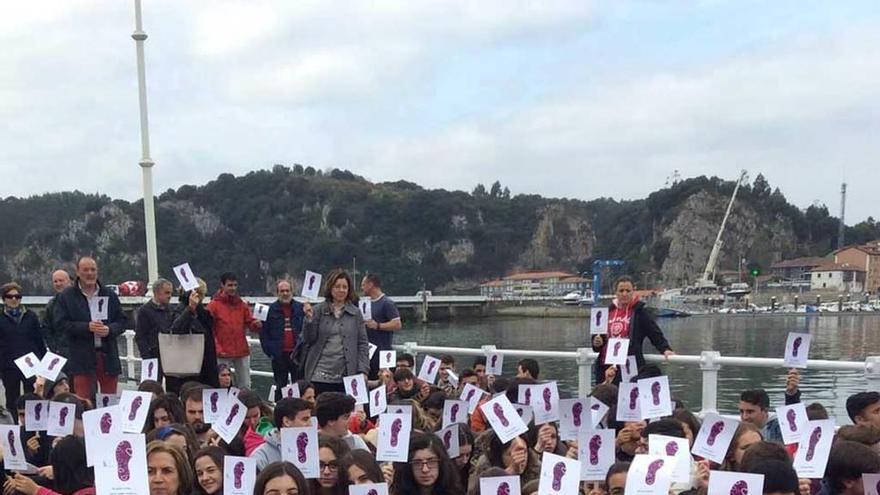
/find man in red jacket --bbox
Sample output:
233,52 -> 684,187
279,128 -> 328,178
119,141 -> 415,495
206,272 -> 262,388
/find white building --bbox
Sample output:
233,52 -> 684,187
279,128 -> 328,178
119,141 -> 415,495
810,263 -> 866,293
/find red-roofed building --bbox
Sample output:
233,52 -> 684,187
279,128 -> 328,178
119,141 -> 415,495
810,262 -> 866,293
479,271 -> 588,298
833,241 -> 880,293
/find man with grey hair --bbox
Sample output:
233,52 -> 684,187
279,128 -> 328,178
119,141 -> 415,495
134,278 -> 174,377
43,269 -> 72,357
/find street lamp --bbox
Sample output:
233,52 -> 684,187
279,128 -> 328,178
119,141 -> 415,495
132,0 -> 159,284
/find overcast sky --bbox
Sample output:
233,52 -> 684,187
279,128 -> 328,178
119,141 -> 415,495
1,1 -> 878,223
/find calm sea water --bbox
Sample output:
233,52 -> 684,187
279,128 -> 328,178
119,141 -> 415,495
248,314 -> 880,423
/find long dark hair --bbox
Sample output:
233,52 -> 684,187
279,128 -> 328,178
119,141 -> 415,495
254,462 -> 310,495
50,436 -> 94,494
321,269 -> 359,305
145,394 -> 186,433
392,432 -> 461,495
191,446 -> 226,495
339,449 -> 384,484
311,435 -> 350,495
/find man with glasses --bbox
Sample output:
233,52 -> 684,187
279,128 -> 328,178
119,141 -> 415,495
53,256 -> 128,399
259,279 -> 307,401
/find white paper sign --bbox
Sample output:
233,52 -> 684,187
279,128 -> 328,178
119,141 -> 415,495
387,404 -> 411,416
438,423 -> 461,458
38,351 -> 67,382
446,369 -> 459,387
280,384 -> 300,400
691,413 -> 739,464
418,355 -> 441,384
648,435 -> 690,484
368,343 -> 378,360
863,473 -> 880,495
25,400 -> 49,432
344,374 -> 368,405
559,398 -> 587,441
486,352 -> 504,375
785,332 -> 812,368
14,352 -> 41,379
119,391 -> 151,433
531,382 -> 560,425
173,262 -> 200,292
620,355 -> 638,383
793,419 -> 835,478
95,433 -> 149,495
47,402 -> 76,437
517,385 -> 534,407
203,388 -> 227,424
359,299 -> 372,321
253,303 -> 270,322
514,404 -> 534,426
442,400 -> 468,429
616,382 -> 642,422
214,396 -> 247,444
638,376 -> 672,420
625,454 -> 675,495
605,338 -> 630,365
461,383 -> 487,414
590,307 -> 609,335
89,296 -> 109,321
281,425 -> 319,478
97,393 -> 120,409
480,476 -> 521,495
302,270 -> 323,300
379,350 -> 396,369
376,413 -> 412,462
537,452 -> 579,495
776,402 -> 808,445
579,429 -> 616,481
590,398 -> 610,428
480,394 -> 528,444
224,456 -> 256,495
140,358 -> 159,382
370,385 -> 388,417
349,483 -> 390,495
83,406 -> 122,467
0,425 -> 27,471
708,471 -> 764,495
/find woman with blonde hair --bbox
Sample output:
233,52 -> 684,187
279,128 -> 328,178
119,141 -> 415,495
147,440 -> 194,495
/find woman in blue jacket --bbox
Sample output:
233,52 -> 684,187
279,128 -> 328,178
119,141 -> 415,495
0,282 -> 47,408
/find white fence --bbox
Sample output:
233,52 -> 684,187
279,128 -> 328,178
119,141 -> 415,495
119,331 -> 880,414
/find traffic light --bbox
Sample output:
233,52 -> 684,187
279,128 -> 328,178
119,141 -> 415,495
750,267 -> 761,277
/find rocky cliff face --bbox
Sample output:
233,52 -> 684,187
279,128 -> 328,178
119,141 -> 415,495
516,204 -> 596,271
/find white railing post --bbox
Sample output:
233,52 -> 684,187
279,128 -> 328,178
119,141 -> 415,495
402,342 -> 418,360
125,331 -> 137,380
700,351 -> 721,414
865,356 -> 880,390
575,347 -> 595,398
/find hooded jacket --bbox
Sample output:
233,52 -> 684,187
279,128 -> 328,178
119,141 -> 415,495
206,290 -> 260,358
592,298 -> 672,383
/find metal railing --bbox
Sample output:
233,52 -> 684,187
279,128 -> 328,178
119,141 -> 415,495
119,331 -> 880,414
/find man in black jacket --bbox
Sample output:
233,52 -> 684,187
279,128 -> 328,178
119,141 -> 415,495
53,256 -> 128,399
43,269 -> 72,358
134,278 -> 174,379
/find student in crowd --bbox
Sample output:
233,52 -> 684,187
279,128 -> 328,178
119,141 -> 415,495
166,278 -> 220,393
745,459 -> 799,495
825,440 -> 880,495
260,279 -> 306,401
297,380 -> 317,406
472,356 -> 487,388
192,446 -> 225,495
146,424 -> 201,463
314,434 -> 351,495
303,269 -> 369,395
147,440 -> 194,495
437,355 -> 457,395
139,380 -> 166,399
0,282 -> 47,410
134,278 -> 174,381
591,275 -> 674,384
207,272 -> 261,389
468,432 -> 539,493
738,371 -> 801,442
145,394 -> 186,433
392,432 -> 462,495
53,256 -> 127,399
4,435 -> 95,495
605,462 -> 630,495
217,363 -> 233,389
516,358 -> 539,380
721,422 -> 763,472
181,385 -> 211,445
316,392 -> 370,451
340,449 -> 389,485
254,462 -> 310,495
252,397 -> 314,471
361,273 -> 402,381
846,392 -> 880,429
454,423 -> 475,485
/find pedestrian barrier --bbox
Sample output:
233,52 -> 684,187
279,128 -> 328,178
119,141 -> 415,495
118,331 -> 880,414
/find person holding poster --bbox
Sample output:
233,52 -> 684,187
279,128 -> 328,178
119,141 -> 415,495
207,272 -> 262,389
468,433 -> 540,493
259,279 -> 307,401
303,269 -> 369,395
591,276 -> 673,384
53,256 -> 127,399
166,278 -> 219,393
390,432 -> 462,495
361,273 -> 401,382
4,436 -> 94,494
0,282 -> 47,409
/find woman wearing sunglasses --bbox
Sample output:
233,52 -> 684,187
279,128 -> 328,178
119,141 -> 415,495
0,282 -> 47,408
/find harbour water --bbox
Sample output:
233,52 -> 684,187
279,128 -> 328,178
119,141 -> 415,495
250,314 -> 880,423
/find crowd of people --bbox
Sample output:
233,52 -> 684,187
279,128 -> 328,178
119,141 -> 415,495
0,261 -> 877,494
